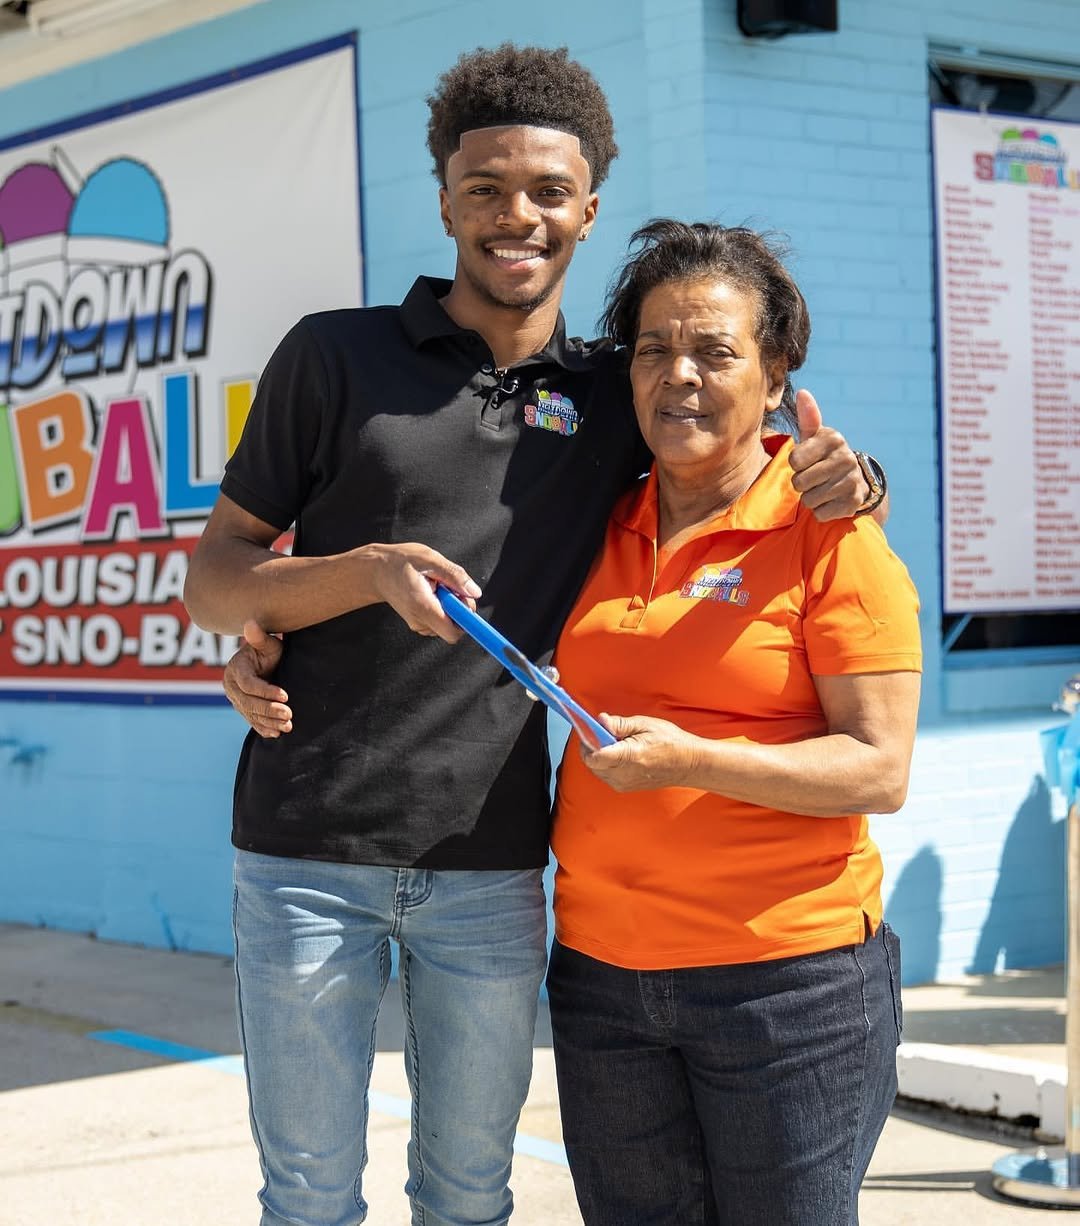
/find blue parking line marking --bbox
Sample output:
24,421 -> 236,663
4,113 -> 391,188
369,1089 -> 410,1120
201,1054 -> 247,1075
510,1134 -> 570,1166
86,1028 -> 569,1167
88,1029 -> 221,1062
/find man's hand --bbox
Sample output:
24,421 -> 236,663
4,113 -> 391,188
223,622 -> 292,738
217,540 -> 480,735
369,542 -> 481,644
788,390 -> 870,522
184,492 -> 482,639
580,714 -> 700,793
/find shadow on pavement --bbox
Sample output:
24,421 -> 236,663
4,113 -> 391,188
902,1005 -> 1065,1046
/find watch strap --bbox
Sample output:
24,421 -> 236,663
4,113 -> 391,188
854,451 -> 887,516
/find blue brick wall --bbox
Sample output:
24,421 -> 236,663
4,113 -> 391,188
1,0 -> 1078,979
0,702 -> 243,950
880,716 -> 1067,982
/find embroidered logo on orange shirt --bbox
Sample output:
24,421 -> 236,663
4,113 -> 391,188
680,565 -> 750,606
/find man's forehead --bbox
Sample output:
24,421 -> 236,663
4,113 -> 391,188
450,124 -> 588,167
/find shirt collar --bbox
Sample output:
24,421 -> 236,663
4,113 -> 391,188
615,434 -> 801,540
399,275 -> 610,372
399,276 -> 461,346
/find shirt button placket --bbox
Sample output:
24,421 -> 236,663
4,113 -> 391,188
619,594 -> 647,630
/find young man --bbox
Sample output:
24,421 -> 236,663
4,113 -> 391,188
185,44 -> 878,1226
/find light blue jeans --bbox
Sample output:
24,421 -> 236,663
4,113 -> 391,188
232,850 -> 548,1226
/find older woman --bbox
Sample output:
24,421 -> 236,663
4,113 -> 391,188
545,220 -> 921,1226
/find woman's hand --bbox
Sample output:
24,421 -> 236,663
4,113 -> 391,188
581,714 -> 701,792
580,669 -> 919,812
223,621 -> 293,738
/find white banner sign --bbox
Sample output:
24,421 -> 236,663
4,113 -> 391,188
933,107 -> 1080,614
0,38 -> 362,696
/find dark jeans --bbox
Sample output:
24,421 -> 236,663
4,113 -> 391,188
546,924 -> 902,1226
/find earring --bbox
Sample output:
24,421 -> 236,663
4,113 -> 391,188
444,226 -> 452,236
579,231 -> 588,242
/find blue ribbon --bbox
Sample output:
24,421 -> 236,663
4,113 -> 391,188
1042,712 -> 1080,810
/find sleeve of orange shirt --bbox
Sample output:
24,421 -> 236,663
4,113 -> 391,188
801,514 -> 923,676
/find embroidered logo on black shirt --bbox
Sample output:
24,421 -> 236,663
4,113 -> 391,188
524,390 -> 580,436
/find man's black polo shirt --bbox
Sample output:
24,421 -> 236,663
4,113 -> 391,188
220,277 -> 647,869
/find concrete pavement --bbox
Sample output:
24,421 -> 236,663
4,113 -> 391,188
0,923 -> 1074,1225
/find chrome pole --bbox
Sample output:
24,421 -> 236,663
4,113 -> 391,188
1068,798 -> 1080,1186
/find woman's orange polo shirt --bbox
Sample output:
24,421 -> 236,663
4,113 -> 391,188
551,436 -> 922,970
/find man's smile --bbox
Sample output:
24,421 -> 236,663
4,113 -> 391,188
485,243 -> 550,269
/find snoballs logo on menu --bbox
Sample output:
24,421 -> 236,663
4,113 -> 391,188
974,126 -> 1080,190
0,147 -> 250,687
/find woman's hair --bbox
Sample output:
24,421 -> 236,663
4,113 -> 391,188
600,219 -> 811,428
426,44 -> 618,189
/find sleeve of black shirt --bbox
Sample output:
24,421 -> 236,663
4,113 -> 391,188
219,318 -> 327,531
606,350 -> 653,483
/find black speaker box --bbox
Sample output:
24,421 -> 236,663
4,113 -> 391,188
737,0 -> 838,38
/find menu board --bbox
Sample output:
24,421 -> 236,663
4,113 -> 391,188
933,107 -> 1080,613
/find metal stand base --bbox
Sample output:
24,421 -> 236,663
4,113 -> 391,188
992,1149 -> 1080,1208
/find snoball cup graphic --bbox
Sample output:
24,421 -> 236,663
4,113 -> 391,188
0,147 -> 211,413
67,156 -> 170,268
0,151 -> 170,289
64,156 -> 172,409
0,160 -> 75,297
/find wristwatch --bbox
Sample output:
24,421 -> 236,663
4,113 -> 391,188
853,451 -> 887,517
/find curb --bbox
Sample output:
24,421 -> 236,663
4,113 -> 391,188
897,1041 -> 1066,1141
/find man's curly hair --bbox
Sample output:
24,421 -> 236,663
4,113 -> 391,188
426,44 -> 618,189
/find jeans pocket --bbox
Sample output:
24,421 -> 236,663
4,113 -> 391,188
881,922 -> 903,1042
